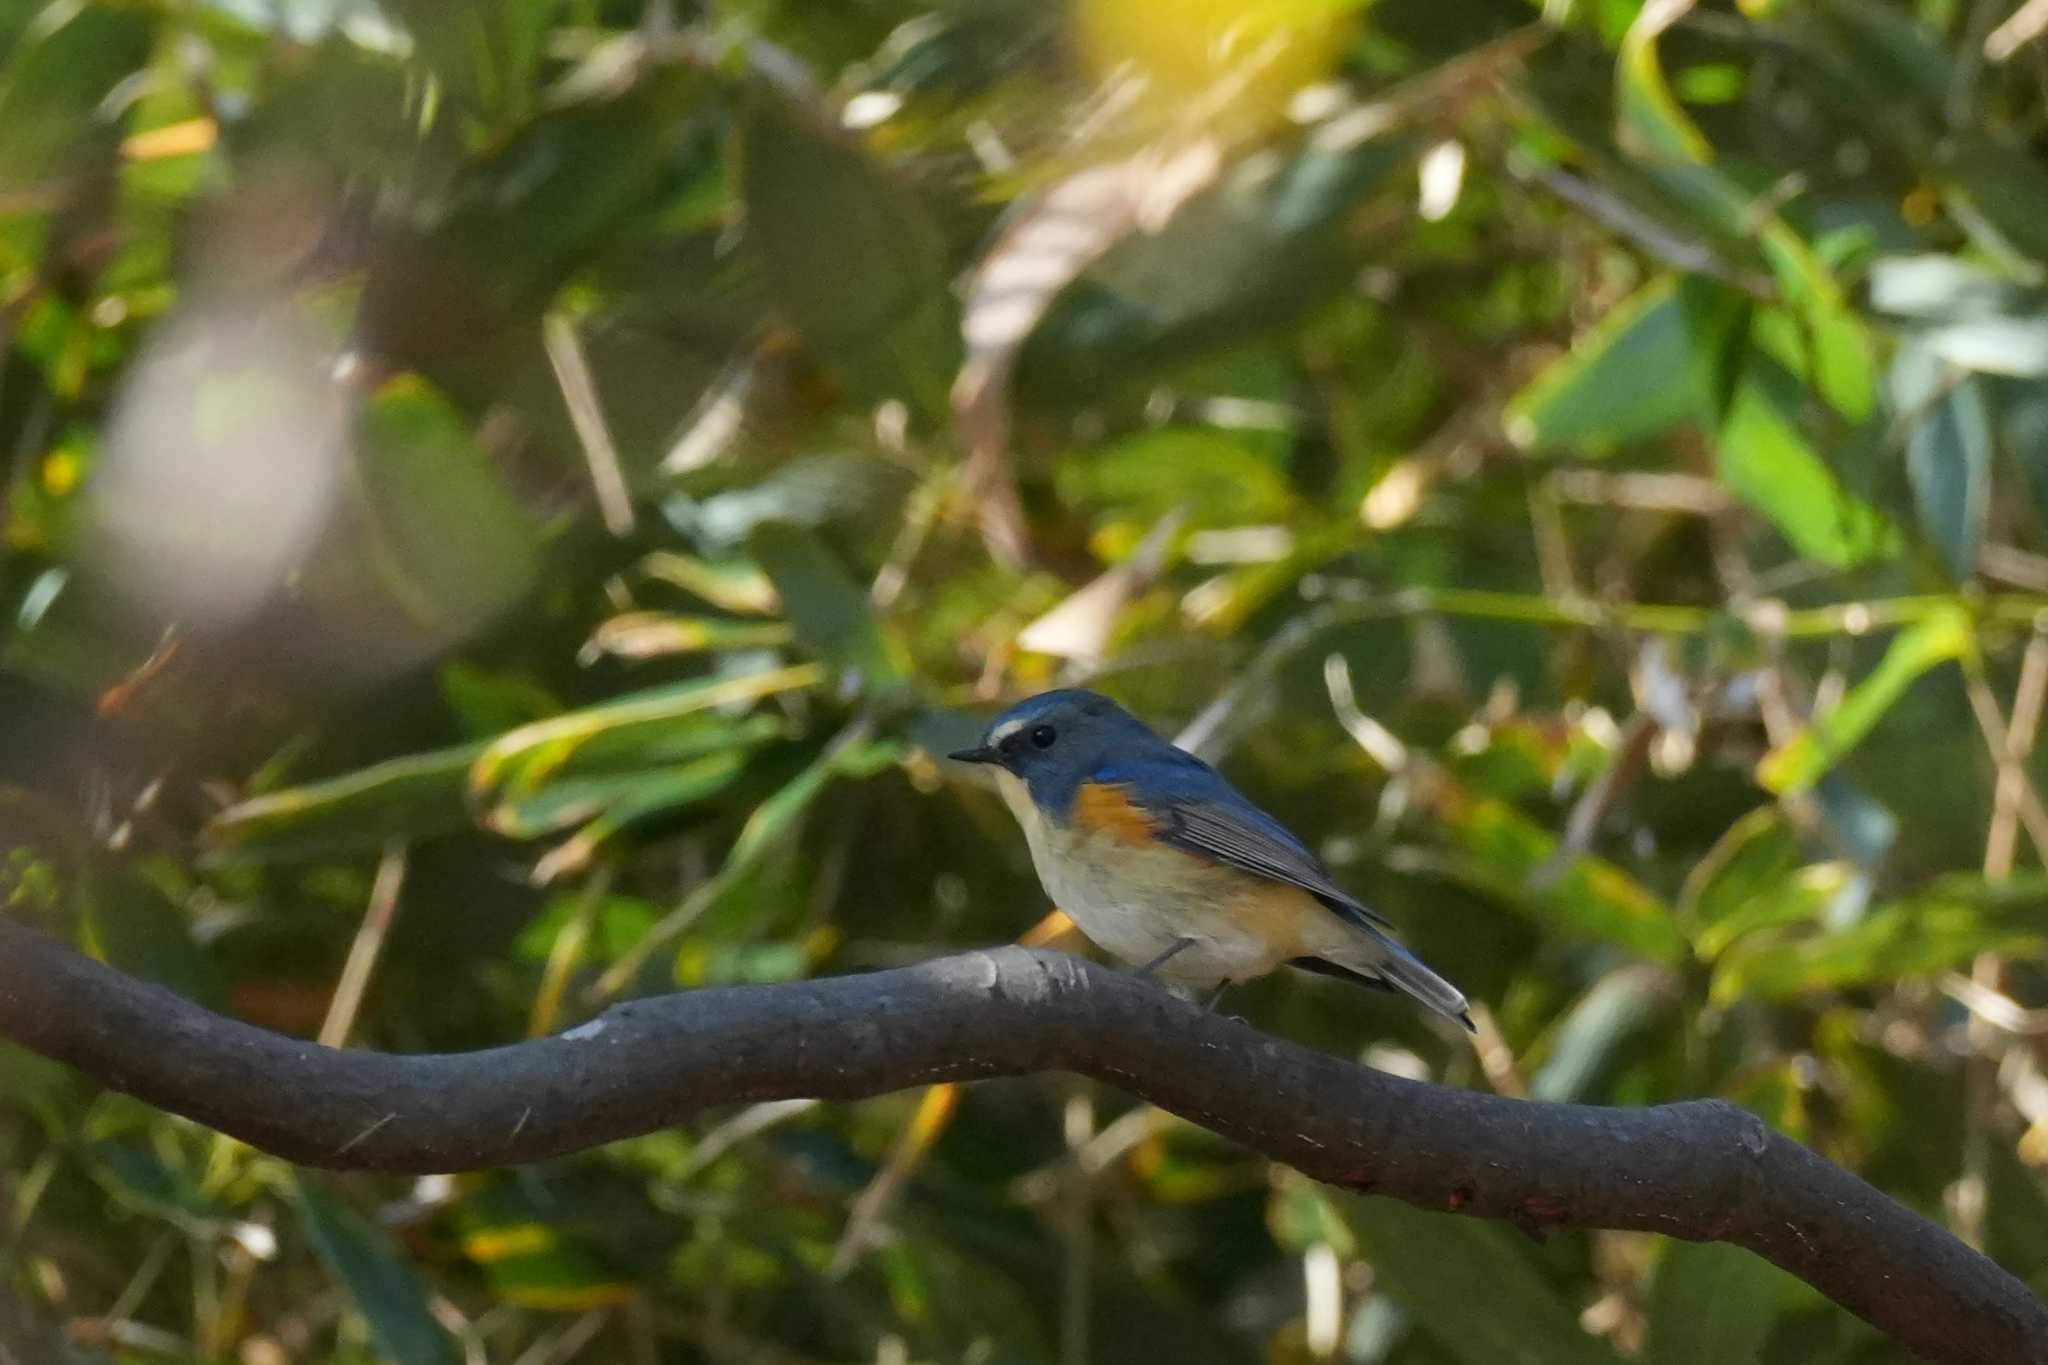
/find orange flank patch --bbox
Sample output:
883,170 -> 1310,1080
1230,879 -> 1325,961
1071,781 -> 1162,843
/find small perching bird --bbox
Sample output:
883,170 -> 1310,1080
950,688 -> 1472,1029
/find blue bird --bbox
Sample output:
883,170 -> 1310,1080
951,689 -> 1472,1029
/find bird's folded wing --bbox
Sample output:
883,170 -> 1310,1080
1151,795 -> 1392,931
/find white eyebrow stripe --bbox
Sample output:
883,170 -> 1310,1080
988,717 -> 1027,745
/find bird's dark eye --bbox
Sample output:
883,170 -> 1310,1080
1029,724 -> 1057,749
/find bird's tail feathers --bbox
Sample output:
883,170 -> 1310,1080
1359,932 -> 1473,1032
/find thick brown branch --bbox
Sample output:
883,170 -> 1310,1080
0,919 -> 2040,1364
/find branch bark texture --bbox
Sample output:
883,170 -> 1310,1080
0,918 -> 2040,1364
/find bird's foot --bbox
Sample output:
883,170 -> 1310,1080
1135,938 -> 1195,978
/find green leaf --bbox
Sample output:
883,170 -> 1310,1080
207,741 -> 483,860
299,1183 -> 462,1365
1351,1197 -> 1622,1365
1436,796 -> 1686,964
0,5 -> 151,194
1806,0 -> 1951,128
353,377 -> 541,630
471,663 -> 823,804
1761,296 -> 1877,425
1644,1242 -> 1794,1365
1757,607 -> 1974,795
637,553 -> 782,615
1529,967 -> 1675,1103
740,96 -> 957,405
1018,132 -> 1407,396
1057,425 -> 1293,522
747,522 -> 908,692
1503,275 -> 1746,455
1269,1177 -> 1359,1257
1613,10 -> 1876,422
378,0 -> 563,123
1996,376 -> 2048,524
1678,807 -> 1801,936
1716,350 -> 1892,567
77,868 -> 226,1010
485,751 -> 748,840
1867,256 -> 2048,378
456,1216 -> 638,1311
1711,878 -> 2048,1002
1692,863 -> 1854,962
583,612 -> 794,662
89,1142 -> 230,1227
1938,136 -> 2048,270
360,75 -> 706,371
1892,341 -> 1991,580
1616,5 -> 1712,164
0,1042 -> 76,1135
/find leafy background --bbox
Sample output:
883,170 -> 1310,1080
3,0 -> 2048,1361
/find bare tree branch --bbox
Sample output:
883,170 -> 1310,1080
0,918 -> 2041,1364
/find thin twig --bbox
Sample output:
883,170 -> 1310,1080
1961,668 -> 2048,867
1060,1089 -> 1095,1365
318,842 -> 408,1049
529,866 -> 614,1038
1983,631 -> 2048,879
1986,0 -> 2048,61
544,313 -> 636,537
1956,630 -> 2048,1246
671,1099 -> 820,1182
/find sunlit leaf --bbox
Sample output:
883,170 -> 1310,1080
1716,350 -> 1892,567
1071,0 -> 1357,141
1433,793 -> 1686,964
1616,2 -> 1713,164
1757,607 -> 1973,795
471,664 -> 823,804
637,553 -> 781,615
1269,1176 -> 1359,1257
1504,275 -> 1746,455
1711,878 -> 2048,1002
485,751 -> 748,840
582,612 -> 794,663
207,741 -> 483,860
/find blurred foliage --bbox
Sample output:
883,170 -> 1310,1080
4,0 -> 2048,1361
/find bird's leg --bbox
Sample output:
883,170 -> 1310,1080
1201,981 -> 1234,1012
1135,938 -> 1195,978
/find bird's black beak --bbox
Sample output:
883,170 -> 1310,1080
948,745 -> 1001,766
